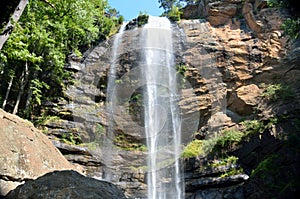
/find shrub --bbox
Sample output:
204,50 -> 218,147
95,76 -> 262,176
266,0 -> 284,8
216,129 -> 244,148
137,12 -> 149,27
241,119 -> 264,135
265,0 -> 300,39
167,5 -> 182,22
251,154 -> 279,177
220,167 -> 244,178
260,83 -> 282,101
181,140 -> 203,158
282,18 -> 300,39
176,64 -> 188,76
176,64 -> 188,88
210,155 -> 239,167
260,83 -> 294,101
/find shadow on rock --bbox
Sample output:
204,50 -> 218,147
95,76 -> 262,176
5,170 -> 127,199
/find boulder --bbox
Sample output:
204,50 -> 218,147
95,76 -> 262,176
207,112 -> 234,132
5,170 -> 126,199
228,84 -> 262,115
0,109 -> 82,196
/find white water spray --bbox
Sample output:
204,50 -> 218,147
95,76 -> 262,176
105,22 -> 128,181
106,17 -> 184,198
142,16 -> 183,199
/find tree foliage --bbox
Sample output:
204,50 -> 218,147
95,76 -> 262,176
0,0 -> 20,28
282,18 -> 300,39
0,0 -> 122,118
158,0 -> 198,21
167,5 -> 183,21
158,0 -> 177,12
266,0 -> 300,39
0,0 -> 29,50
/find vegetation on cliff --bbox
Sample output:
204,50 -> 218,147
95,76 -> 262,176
266,0 -> 300,39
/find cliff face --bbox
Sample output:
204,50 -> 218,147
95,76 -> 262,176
179,0 -> 290,128
178,1 -> 299,198
39,0 -> 299,198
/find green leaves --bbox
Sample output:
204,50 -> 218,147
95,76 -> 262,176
159,0 -> 184,21
282,18 -> 300,39
4,24 -> 42,63
30,79 -> 50,105
216,129 -> 244,148
260,83 -> 294,102
181,140 -> 204,158
167,5 -> 182,21
0,0 -> 119,118
137,13 -> 149,27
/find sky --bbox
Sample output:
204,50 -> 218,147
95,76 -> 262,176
108,0 -> 164,21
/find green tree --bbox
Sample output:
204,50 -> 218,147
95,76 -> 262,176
0,0 -> 119,118
158,0 -> 198,12
0,0 -> 29,50
167,5 -> 183,21
158,0 -> 178,12
159,0 -> 197,21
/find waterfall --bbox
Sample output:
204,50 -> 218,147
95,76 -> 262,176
105,22 -> 128,181
106,17 -> 184,198
142,16 -> 183,199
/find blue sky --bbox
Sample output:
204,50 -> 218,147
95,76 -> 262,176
108,0 -> 164,21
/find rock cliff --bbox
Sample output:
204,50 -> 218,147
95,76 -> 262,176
34,0 -> 299,198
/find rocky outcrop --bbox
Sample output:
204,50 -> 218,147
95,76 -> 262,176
228,84 -> 262,116
179,0 -> 289,119
51,141 -> 104,176
207,0 -> 241,26
184,156 -> 249,198
5,170 -> 126,199
37,0 -> 299,198
0,109 -> 82,196
179,0 -> 299,197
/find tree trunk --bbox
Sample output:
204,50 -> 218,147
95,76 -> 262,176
24,70 -> 38,117
0,0 -> 29,50
13,61 -> 29,115
25,84 -> 32,110
2,75 -> 14,110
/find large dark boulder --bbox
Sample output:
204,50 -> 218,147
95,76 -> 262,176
5,170 -> 127,199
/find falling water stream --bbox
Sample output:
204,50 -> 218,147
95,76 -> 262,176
105,22 -> 128,181
107,16 -> 183,198
142,16 -> 183,199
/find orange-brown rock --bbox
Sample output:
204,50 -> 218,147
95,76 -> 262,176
228,84 -> 262,115
0,109 -> 82,196
207,0 -> 240,26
